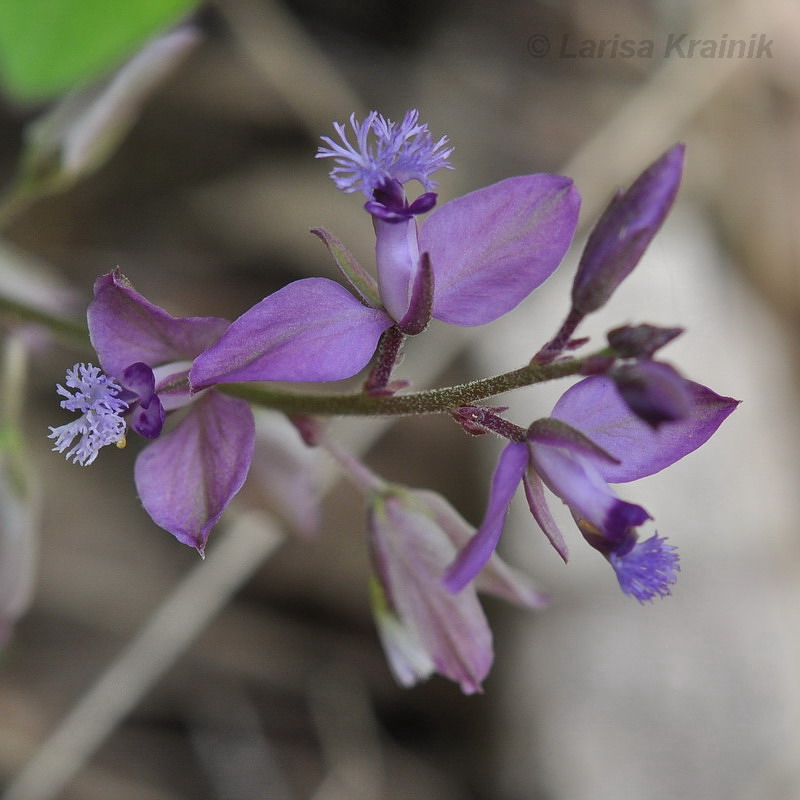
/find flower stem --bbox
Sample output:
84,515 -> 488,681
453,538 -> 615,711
363,326 -> 406,395
0,294 -> 87,343
532,306 -> 586,365
316,428 -> 386,494
218,350 -> 605,417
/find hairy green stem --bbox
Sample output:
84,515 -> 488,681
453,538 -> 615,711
219,351 -> 606,417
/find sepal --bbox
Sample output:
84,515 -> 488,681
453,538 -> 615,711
134,392 -> 255,554
190,278 -> 393,388
420,174 -> 580,326
551,375 -> 739,483
310,227 -> 382,309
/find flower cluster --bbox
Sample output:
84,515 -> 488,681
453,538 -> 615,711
49,110 -> 738,691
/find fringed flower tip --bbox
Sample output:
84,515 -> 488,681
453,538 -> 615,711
317,110 -> 453,196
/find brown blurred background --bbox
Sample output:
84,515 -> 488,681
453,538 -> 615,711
1,0 -> 799,798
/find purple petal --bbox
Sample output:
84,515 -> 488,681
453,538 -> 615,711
414,490 -> 548,610
530,442 -> 651,544
522,468 -> 569,562
444,442 -> 528,592
374,216 -> 421,322
134,392 -> 255,553
120,361 -> 157,405
244,410 -> 321,538
419,175 -> 580,326
129,396 -> 165,439
527,417 -> 619,464
396,251 -> 433,335
190,278 -> 393,388
88,270 -> 230,376
551,375 -> 739,483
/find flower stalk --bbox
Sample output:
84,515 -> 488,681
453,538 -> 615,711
218,351 -> 602,417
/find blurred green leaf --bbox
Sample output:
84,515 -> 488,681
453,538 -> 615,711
0,0 -> 199,101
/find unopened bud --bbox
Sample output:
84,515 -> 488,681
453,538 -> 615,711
612,361 -> 692,428
571,144 -> 685,315
607,324 -> 684,359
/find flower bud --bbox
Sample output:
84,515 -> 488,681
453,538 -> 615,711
612,361 -> 693,428
571,144 -> 685,315
607,323 -> 684,359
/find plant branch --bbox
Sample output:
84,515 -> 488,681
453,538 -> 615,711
218,351 -> 607,417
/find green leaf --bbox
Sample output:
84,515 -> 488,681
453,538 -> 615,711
0,0 -> 199,101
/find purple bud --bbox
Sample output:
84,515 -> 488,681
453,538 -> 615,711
607,323 -> 684,359
571,144 -> 685,315
612,361 -> 693,428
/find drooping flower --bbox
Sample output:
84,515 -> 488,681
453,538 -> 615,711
368,486 -> 547,692
238,409 -> 322,538
50,270 -> 254,554
445,375 -> 738,602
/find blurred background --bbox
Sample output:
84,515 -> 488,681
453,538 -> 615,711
1,0 -> 799,798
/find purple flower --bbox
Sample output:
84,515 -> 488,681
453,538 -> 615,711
49,356 -> 171,462
191,111 -> 580,389
319,110 -> 582,324
445,375 -> 738,602
369,487 -> 547,693
50,270 -> 254,554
